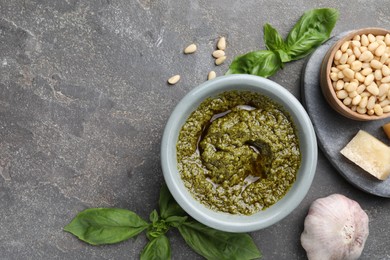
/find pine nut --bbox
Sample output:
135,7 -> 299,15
385,34 -> 390,45
337,90 -> 348,99
359,51 -> 374,62
347,54 -> 356,64
370,60 -> 383,70
380,53 -> 389,64
361,34 -> 369,46
343,97 -> 352,106
375,44 -> 386,57
331,67 -> 340,73
352,94 -> 362,105
380,99 -> 390,107
361,67 -> 373,76
208,71 -> 216,80
375,70 -> 383,81
217,37 -> 226,50
374,104 -> 383,115
336,80 -> 344,90
367,96 -> 376,109
215,56 -> 227,65
355,72 -> 365,82
349,91 -> 358,98
382,76 -> 390,83
368,41 -> 379,52
367,83 -> 380,95
357,106 -> 367,114
341,41 -> 350,52
184,44 -> 197,54
168,75 -> 180,85
343,68 -> 355,79
351,40 -> 361,48
367,109 -> 375,115
345,81 -> 358,92
337,64 -> 350,70
212,50 -> 225,58
376,35 -> 385,42
350,60 -> 362,71
382,65 -> 390,76
364,74 -> 374,86
339,53 -> 348,64
383,105 -> 390,113
353,47 -> 361,58
335,50 -> 342,60
359,96 -> 368,108
330,72 -> 339,81
368,34 -> 376,43
357,84 -> 366,94
379,84 -> 390,96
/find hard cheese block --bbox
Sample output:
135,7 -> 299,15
340,130 -> 390,180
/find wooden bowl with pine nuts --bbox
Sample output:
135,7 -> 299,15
320,28 -> 390,121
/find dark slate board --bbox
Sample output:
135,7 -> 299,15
301,32 -> 390,197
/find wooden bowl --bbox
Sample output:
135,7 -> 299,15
320,28 -> 390,121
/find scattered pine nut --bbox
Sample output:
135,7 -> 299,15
215,56 -> 227,65
217,37 -> 226,50
184,44 -> 197,54
208,71 -> 216,80
212,50 -> 225,58
168,75 -> 180,85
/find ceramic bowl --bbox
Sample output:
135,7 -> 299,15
320,28 -> 390,121
161,74 -> 318,232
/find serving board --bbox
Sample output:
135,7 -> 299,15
301,32 -> 390,197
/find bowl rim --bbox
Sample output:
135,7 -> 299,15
320,27 -> 390,121
161,74 -> 318,232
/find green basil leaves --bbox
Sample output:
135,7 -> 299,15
64,184 -> 261,259
228,8 -> 339,77
285,8 -> 339,61
63,208 -> 149,245
227,50 -> 282,78
141,235 -> 171,260
178,221 -> 261,260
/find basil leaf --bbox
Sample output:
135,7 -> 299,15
64,208 -> 148,245
285,8 -> 339,60
150,209 -> 159,223
147,219 -> 169,240
159,184 -> 186,219
228,50 -> 281,78
165,215 -> 188,227
178,221 -> 261,260
263,24 -> 285,50
140,235 -> 171,260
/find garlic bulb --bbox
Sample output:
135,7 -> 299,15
301,194 -> 369,260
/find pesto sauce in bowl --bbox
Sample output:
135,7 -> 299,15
176,91 -> 301,215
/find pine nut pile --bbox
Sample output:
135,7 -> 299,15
168,37 -> 227,85
330,33 -> 390,116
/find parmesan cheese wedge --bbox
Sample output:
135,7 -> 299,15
340,130 -> 390,180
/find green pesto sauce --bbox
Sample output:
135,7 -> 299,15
176,91 -> 301,215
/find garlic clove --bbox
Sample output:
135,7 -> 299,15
301,194 -> 369,260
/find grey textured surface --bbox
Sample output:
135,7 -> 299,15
302,32 -> 390,197
1,1 -> 390,259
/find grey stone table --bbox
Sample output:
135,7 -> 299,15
1,1 -> 390,259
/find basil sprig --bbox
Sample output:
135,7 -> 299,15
228,8 -> 339,77
64,184 -> 262,260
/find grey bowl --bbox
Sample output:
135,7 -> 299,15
161,74 -> 317,232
